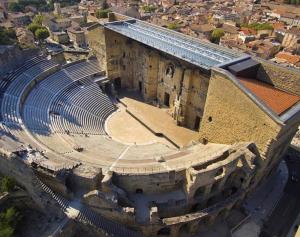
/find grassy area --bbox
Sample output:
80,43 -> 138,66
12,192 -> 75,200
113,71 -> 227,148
241,23 -> 273,31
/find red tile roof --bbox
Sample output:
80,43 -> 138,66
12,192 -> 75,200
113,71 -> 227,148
275,52 -> 300,65
238,77 -> 300,115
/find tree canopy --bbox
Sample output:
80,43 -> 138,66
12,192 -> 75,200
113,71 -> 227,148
8,0 -> 53,12
95,9 -> 111,19
35,28 -> 49,41
285,0 -> 300,4
8,2 -> 22,12
27,23 -> 42,34
241,23 -> 273,31
26,16 -> 49,42
167,22 -> 180,30
32,14 -> 44,25
0,28 -> 16,45
1,177 -> 16,193
0,207 -> 21,237
211,28 -> 225,44
142,5 -> 157,13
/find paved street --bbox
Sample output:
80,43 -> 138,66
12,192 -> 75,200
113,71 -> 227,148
260,147 -> 300,237
243,159 -> 288,226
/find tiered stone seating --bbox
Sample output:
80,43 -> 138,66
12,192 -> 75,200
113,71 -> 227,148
21,60 -> 116,152
0,59 -> 58,140
50,83 -> 116,135
0,56 -> 45,121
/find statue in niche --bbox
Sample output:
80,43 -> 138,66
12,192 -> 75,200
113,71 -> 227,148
165,64 -> 175,78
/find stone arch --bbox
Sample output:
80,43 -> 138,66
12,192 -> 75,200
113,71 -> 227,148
157,227 -> 171,236
224,169 -> 247,192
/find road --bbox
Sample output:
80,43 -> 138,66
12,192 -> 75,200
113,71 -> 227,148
260,147 -> 300,237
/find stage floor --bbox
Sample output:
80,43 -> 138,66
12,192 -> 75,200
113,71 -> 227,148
117,94 -> 199,148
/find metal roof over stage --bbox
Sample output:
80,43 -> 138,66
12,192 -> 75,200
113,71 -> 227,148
104,19 -> 249,70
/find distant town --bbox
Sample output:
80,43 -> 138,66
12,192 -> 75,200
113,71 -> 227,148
1,0 -> 300,68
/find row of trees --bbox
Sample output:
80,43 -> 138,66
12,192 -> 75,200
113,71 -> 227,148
285,0 -> 300,4
241,23 -> 273,31
8,0 -> 81,12
8,0 -> 52,12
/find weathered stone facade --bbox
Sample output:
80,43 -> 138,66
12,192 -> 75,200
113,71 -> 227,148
88,25 -> 210,130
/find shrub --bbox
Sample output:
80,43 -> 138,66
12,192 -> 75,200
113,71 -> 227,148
0,207 -> 21,237
32,14 -> 44,25
8,2 -> 22,12
95,9 -> 111,19
167,22 -> 180,30
142,5 -> 156,13
1,177 -> 15,193
27,23 -> 42,34
211,28 -> 225,44
35,27 -> 49,41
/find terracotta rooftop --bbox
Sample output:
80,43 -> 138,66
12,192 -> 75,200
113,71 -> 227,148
272,22 -> 285,30
275,52 -> 300,65
238,77 -> 300,115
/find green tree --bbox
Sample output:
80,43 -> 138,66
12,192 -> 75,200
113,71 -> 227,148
211,28 -> 225,44
95,9 -> 111,18
0,207 -> 21,237
1,177 -> 16,193
167,22 -> 180,30
27,23 -> 42,34
8,2 -> 22,12
32,14 -> 44,25
142,5 -> 156,13
35,27 -> 49,41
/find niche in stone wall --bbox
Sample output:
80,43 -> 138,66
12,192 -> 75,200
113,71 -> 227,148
165,63 -> 175,78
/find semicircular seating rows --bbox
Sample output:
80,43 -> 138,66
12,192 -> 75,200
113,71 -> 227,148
0,57 -> 117,154
0,56 -> 59,140
0,56 -> 175,172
